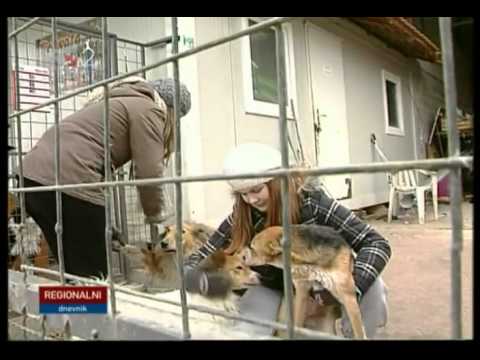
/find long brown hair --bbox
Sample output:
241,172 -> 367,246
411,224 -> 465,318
163,108 -> 175,165
224,175 -> 304,254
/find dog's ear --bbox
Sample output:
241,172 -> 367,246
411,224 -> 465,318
191,224 -> 211,243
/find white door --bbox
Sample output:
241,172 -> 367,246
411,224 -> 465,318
306,23 -> 352,200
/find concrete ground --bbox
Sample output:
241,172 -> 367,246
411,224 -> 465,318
365,200 -> 473,339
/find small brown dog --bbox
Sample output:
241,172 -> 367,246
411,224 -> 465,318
241,224 -> 366,339
141,222 -> 224,274
159,222 -> 213,257
141,222 -> 259,291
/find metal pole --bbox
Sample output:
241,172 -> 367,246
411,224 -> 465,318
16,17 -> 145,47
275,24 -> 295,339
108,34 -> 118,84
439,17 -> 463,340
117,170 -> 129,244
8,17 -> 42,38
109,34 -> 119,78
14,17 -> 174,49
140,46 -> 146,79
150,224 -> 159,245
51,17 -> 66,285
101,17 -> 117,315
112,173 -> 121,231
110,33 -> 129,246
143,35 -> 177,48
171,16 -> 191,340
7,18 -> 14,175
10,156 -> 472,194
12,18 -> 27,262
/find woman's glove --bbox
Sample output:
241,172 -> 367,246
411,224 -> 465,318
184,267 -> 233,298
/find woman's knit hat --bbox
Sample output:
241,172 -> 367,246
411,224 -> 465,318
84,76 -> 191,117
149,78 -> 191,117
223,143 -> 282,192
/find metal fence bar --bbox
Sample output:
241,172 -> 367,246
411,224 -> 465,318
9,157 -> 473,195
101,17 -> 117,316
51,17 -> 66,285
7,19 -> 13,159
140,46 -> 146,79
9,17 -> 293,119
8,17 -> 470,340
11,18 -> 27,262
117,170 -> 129,244
115,288 -> 340,339
171,16 -> 191,340
19,264 -> 109,285
143,35 -> 176,48
439,17 -> 464,340
109,42 -> 129,246
109,34 -> 119,78
8,17 -> 42,38
112,177 -> 121,232
275,24 -> 295,339
13,17 -> 174,49
15,17 -> 145,47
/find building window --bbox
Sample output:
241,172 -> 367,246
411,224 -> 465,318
382,70 -> 404,136
241,18 -> 297,118
249,19 -> 278,104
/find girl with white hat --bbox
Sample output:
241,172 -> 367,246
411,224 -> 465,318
184,142 -> 390,338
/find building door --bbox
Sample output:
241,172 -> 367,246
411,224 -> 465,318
306,22 -> 352,200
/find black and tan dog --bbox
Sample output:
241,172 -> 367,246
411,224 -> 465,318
241,224 -> 366,339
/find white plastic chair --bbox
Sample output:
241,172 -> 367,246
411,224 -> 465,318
371,134 -> 439,224
387,169 -> 439,224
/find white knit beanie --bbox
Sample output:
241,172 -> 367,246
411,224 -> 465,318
223,143 -> 282,192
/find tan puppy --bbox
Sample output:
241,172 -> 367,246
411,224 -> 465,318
141,222 -> 224,273
159,222 -> 214,258
141,222 -> 259,291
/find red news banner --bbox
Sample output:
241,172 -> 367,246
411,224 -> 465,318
39,286 -> 108,314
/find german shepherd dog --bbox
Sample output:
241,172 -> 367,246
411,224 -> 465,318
241,224 -> 366,339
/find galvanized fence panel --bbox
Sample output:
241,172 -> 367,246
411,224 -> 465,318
7,16 -> 469,340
